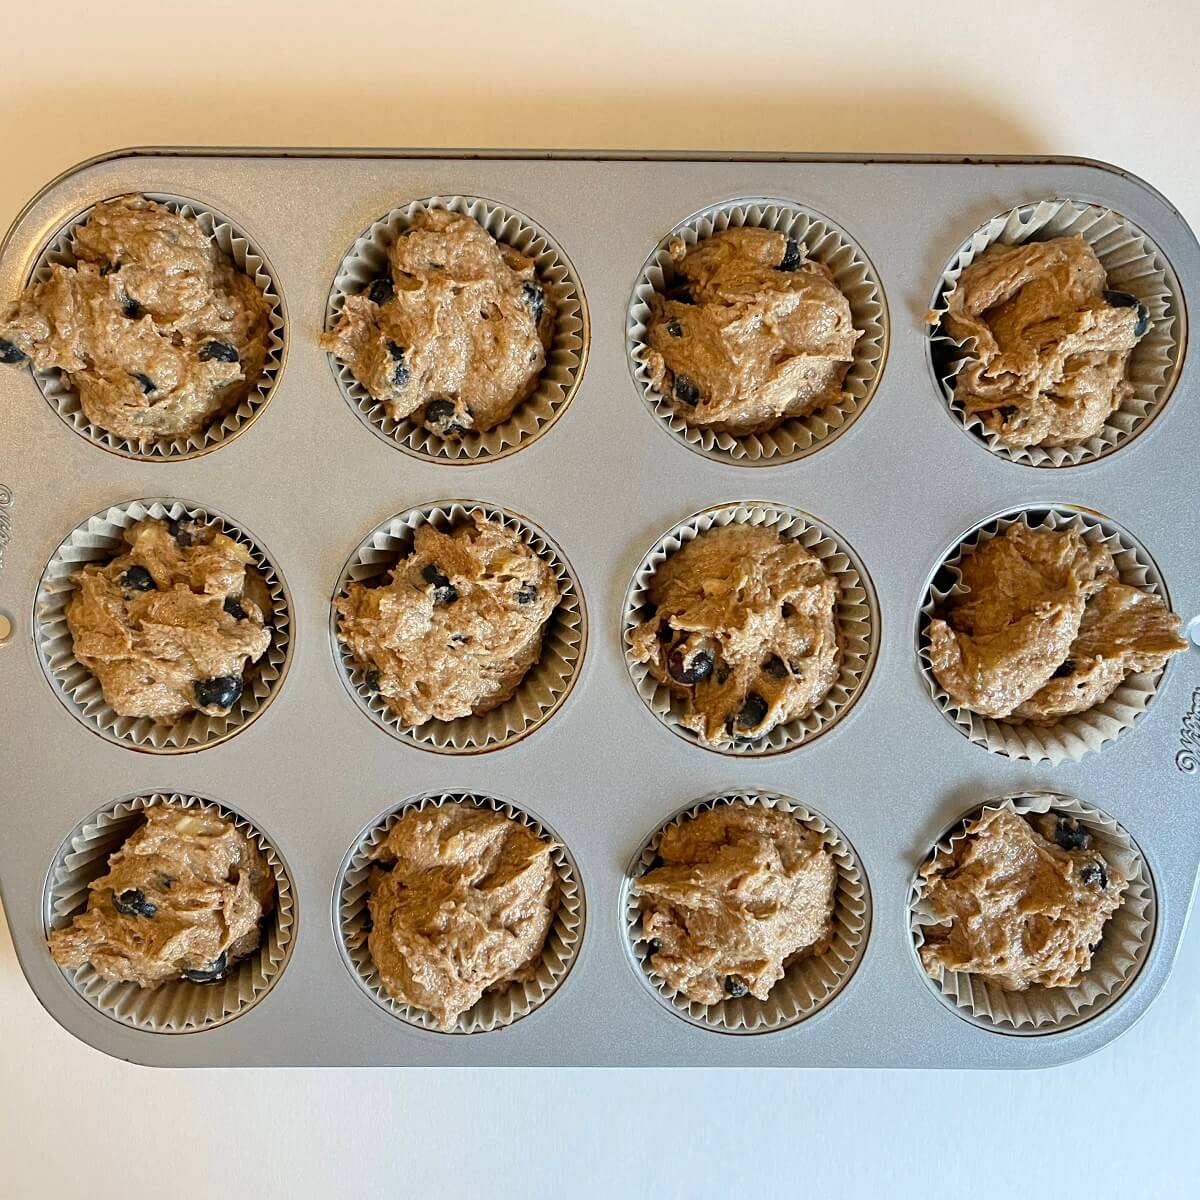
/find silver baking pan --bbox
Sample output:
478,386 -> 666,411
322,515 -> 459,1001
1,148 -> 1197,1067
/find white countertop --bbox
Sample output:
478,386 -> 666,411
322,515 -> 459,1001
2,1 -> 1197,1195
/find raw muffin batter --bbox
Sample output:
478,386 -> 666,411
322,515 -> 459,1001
336,514 -> 559,727
940,236 -> 1149,449
644,227 -> 861,434
366,803 -> 559,1029
0,195 -> 271,441
918,807 -> 1126,991
634,803 -> 836,1005
629,523 -> 841,745
48,804 -> 275,989
66,517 -> 273,722
321,208 -> 555,437
928,523 -> 1185,723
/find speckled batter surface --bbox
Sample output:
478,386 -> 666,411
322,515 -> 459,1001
644,227 -> 860,434
336,515 -> 559,728
366,803 -> 559,1029
941,235 -> 1148,448
0,195 -> 271,441
321,207 -> 554,436
635,803 -> 836,1006
918,807 -> 1126,991
65,517 -> 273,723
928,523 -> 1185,724
48,804 -> 275,989
629,523 -> 840,745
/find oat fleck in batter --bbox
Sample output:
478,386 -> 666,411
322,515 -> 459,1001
940,236 -> 1150,449
644,227 -> 861,434
928,523 -> 1185,724
66,517 -> 272,723
366,803 -> 559,1029
635,803 -> 836,1006
919,807 -> 1125,991
48,805 -> 275,989
336,515 -> 559,728
321,208 -> 555,437
629,524 -> 840,745
0,195 -> 271,441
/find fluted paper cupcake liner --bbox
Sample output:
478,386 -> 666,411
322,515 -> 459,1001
928,199 -> 1184,467
918,505 -> 1174,763
324,196 -> 587,464
35,498 -> 292,752
626,198 -> 887,466
335,791 -> 584,1034
28,192 -> 286,461
909,792 -> 1154,1034
623,790 -> 869,1033
623,502 -> 878,756
43,792 -> 295,1033
331,501 -> 586,753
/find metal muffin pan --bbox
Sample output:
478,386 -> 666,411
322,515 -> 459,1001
0,149 -> 1197,1069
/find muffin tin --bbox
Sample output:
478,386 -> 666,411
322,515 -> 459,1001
0,148 -> 1197,1069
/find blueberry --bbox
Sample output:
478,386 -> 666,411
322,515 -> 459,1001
99,261 -> 120,277
1104,290 -> 1151,338
736,692 -> 769,730
122,295 -> 144,319
724,975 -> 749,999
112,888 -> 156,918
778,237 -> 802,271
521,280 -> 546,325
1079,861 -> 1108,889
764,655 -> 788,680
195,675 -> 243,711
516,584 -> 538,605
673,374 -> 700,406
667,647 -> 714,685
1051,658 -> 1077,679
0,339 -> 27,365
715,662 -> 731,685
385,342 -> 410,389
367,276 -> 395,306
364,669 -> 381,692
198,341 -> 239,364
222,596 -> 247,620
666,318 -> 683,338
421,563 -> 458,605
167,516 -> 197,548
122,565 -> 156,593
424,397 -> 458,431
1054,819 -> 1091,852
131,372 -> 156,395
450,632 -> 469,646
646,938 -> 662,956
182,951 -> 228,984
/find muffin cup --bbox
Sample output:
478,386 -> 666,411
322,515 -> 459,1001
909,791 -> 1154,1034
43,791 -> 295,1033
28,192 -> 286,461
622,502 -> 878,756
626,197 -> 888,466
927,198 -> 1185,468
35,498 -> 292,753
623,790 -> 870,1033
331,500 -> 586,753
918,505 -> 1174,764
335,790 -> 585,1034
324,195 -> 588,464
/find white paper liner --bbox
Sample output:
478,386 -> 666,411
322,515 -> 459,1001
626,198 -> 888,466
918,505 -> 1175,764
35,498 -> 292,753
26,192 -> 286,461
909,792 -> 1154,1034
622,502 -> 878,756
43,792 -> 295,1034
336,791 -> 584,1034
928,199 -> 1184,467
324,195 -> 587,464
331,501 -> 586,753
622,791 -> 869,1033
